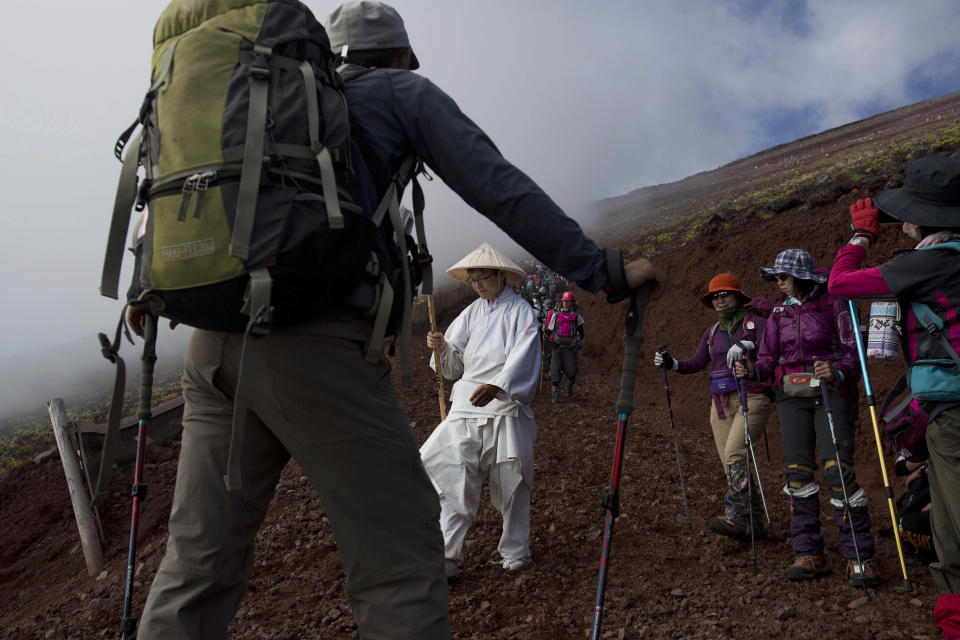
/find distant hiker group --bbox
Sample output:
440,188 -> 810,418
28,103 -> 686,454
96,0 -> 960,638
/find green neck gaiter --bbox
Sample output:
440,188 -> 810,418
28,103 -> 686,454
717,307 -> 747,334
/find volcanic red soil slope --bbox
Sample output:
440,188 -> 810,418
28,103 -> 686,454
3,92 -> 960,639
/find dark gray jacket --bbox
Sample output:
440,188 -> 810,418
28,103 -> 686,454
342,66 -> 609,293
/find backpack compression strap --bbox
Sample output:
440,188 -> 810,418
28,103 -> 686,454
230,45 -> 272,262
93,307 -> 132,506
298,60 -> 345,230
100,39 -> 179,299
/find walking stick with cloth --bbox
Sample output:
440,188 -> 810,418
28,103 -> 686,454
819,381 -> 871,598
658,346 -> 692,531
121,312 -> 158,639
590,282 -> 653,640
733,361 -> 771,574
427,295 -> 447,421
847,298 -> 913,592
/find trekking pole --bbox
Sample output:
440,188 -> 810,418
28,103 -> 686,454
590,282 -> 653,640
120,313 -> 158,640
426,295 -> 447,422
819,382 -> 870,599
658,347 -> 692,531
847,299 -> 913,592
735,362 -> 771,529
733,366 -> 768,575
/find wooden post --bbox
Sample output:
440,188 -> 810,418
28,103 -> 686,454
427,295 -> 448,422
48,398 -> 104,577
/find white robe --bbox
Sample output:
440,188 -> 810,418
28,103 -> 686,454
420,286 -> 540,563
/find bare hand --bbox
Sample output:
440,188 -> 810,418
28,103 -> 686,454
126,307 -> 178,339
469,384 -> 502,407
813,360 -> 835,383
426,330 -> 446,352
624,258 -> 667,300
733,360 -> 754,379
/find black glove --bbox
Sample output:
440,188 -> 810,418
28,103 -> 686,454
653,350 -> 676,370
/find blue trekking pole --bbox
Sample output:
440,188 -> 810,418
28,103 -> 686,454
847,299 -> 912,592
590,282 -> 653,640
120,313 -> 158,639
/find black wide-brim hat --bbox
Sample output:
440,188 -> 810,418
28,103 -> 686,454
875,154 -> 960,229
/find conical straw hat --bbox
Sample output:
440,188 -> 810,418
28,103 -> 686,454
446,242 -> 526,283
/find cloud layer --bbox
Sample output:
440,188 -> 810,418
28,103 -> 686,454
0,0 -> 958,360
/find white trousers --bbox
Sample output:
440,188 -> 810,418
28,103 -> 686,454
420,414 -> 535,564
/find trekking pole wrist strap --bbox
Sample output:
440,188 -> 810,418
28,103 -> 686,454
603,248 -> 630,303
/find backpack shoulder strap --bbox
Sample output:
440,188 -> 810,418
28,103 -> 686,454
707,322 -> 720,348
912,301 -> 960,373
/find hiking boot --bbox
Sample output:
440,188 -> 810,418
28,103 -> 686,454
709,517 -> 749,541
565,381 -> 574,398
551,390 -> 559,404
787,554 -> 830,581
846,559 -> 878,589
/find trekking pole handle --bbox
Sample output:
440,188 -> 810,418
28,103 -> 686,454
617,282 -> 654,416
137,314 -> 158,422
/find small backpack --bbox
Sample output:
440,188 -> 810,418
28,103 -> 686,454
905,242 -> 960,401
548,310 -> 579,345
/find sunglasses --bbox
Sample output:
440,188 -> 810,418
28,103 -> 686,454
774,273 -> 792,283
467,272 -> 497,285
711,291 -> 733,299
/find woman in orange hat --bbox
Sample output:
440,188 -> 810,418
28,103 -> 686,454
654,273 -> 773,541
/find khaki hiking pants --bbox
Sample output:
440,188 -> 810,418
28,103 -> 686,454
708,392 -> 772,468
138,328 -> 450,640
928,407 -> 960,594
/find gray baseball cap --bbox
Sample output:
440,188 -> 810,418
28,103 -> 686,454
325,1 -> 419,70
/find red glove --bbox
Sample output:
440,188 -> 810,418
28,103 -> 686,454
849,198 -> 880,238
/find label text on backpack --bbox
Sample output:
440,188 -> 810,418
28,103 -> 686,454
162,239 -> 216,262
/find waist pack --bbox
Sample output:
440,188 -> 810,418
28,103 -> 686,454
781,370 -> 820,398
709,369 -> 738,396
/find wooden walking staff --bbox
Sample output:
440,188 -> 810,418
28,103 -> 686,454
427,295 -> 447,421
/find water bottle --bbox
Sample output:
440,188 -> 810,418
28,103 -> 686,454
867,301 -> 900,360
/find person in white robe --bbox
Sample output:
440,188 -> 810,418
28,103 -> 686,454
420,243 -> 540,577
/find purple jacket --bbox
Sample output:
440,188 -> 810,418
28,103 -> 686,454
754,288 -> 859,390
677,306 -> 772,395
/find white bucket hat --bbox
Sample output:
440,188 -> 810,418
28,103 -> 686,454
446,242 -> 526,284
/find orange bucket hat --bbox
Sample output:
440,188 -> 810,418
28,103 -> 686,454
698,273 -> 751,308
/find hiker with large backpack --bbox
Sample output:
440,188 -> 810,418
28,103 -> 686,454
735,249 -> 878,588
420,244 -> 540,577
827,154 -> 960,637
105,1 -> 662,638
653,273 -> 773,541
545,290 -> 585,403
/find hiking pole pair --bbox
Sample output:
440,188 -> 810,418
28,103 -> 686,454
847,299 -> 913,592
120,313 -> 158,639
590,282 -> 654,640
658,347 -> 692,531
819,382 -> 870,599
733,364 -> 772,575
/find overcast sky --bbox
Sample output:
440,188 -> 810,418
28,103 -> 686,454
1,0 -> 959,361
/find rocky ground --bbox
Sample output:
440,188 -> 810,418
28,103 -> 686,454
3,96 -> 959,640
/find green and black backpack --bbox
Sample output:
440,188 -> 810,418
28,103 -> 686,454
101,0 -> 430,334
